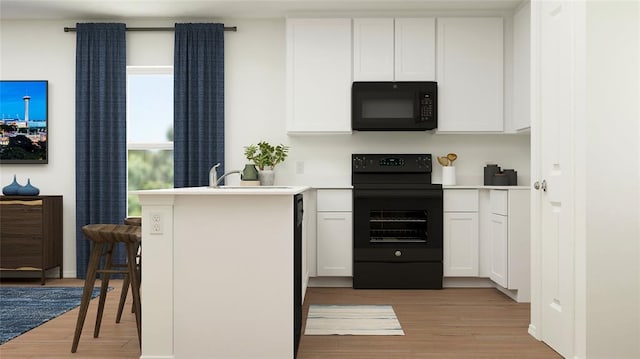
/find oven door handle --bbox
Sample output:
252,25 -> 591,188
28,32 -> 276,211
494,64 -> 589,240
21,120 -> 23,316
353,189 -> 442,199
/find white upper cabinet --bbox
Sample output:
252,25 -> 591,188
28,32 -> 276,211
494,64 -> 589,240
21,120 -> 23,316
511,2 -> 531,131
394,18 -> 436,81
353,18 -> 394,81
436,17 -> 504,132
286,18 -> 352,133
353,18 -> 435,81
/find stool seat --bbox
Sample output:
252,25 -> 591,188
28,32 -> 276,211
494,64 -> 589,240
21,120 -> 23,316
83,223 -> 140,243
124,217 -> 142,226
71,224 -> 142,353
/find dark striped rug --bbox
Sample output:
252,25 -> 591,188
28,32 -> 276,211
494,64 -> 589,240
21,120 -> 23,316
0,286 -> 102,345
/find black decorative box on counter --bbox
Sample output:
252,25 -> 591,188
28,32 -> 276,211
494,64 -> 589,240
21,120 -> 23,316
484,164 -> 518,186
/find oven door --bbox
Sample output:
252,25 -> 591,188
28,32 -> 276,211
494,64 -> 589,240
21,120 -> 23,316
353,188 -> 443,259
352,187 -> 443,289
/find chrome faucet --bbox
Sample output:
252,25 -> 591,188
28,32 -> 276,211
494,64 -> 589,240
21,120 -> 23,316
209,163 -> 241,187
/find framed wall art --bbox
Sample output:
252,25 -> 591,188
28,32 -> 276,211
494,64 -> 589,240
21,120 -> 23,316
0,80 -> 48,164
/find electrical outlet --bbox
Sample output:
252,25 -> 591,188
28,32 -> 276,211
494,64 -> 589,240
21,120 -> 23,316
151,213 -> 163,234
296,161 -> 304,174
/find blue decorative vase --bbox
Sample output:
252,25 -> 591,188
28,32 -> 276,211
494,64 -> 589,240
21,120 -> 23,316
17,178 -> 40,196
2,175 -> 22,195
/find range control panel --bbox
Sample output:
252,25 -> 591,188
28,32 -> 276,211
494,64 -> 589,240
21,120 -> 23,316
352,154 -> 432,173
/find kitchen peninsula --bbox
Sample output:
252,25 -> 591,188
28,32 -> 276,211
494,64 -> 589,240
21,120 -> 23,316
136,186 -> 309,359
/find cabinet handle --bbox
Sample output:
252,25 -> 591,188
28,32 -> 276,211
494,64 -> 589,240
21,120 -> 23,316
394,250 -> 402,257
534,181 -> 541,190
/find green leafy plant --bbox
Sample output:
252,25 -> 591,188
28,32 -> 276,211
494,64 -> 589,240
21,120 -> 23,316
244,141 -> 290,170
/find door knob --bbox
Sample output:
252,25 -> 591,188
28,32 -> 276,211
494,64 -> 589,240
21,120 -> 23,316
534,180 -> 548,191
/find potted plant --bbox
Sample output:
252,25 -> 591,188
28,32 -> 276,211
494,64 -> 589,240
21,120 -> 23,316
243,141 -> 290,185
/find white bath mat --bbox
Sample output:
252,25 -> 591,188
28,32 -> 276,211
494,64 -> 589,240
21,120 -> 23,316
304,304 -> 404,336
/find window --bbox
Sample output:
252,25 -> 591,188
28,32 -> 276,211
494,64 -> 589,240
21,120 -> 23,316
126,66 -> 174,216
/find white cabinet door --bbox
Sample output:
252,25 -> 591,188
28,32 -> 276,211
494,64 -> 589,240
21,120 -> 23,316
489,213 -> 508,287
353,18 -> 435,81
511,2 -> 531,131
394,18 -> 436,81
443,189 -> 479,277
317,212 -> 353,276
286,18 -> 352,133
436,17 -> 504,132
353,18 -> 394,81
443,212 -> 479,276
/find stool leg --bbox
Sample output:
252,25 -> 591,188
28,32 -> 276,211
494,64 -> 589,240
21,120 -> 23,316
71,242 -> 104,353
94,242 -> 114,338
116,273 -> 130,323
126,242 -> 142,348
134,242 -> 142,313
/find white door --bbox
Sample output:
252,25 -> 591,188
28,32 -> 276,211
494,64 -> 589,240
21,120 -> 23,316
531,1 -> 578,357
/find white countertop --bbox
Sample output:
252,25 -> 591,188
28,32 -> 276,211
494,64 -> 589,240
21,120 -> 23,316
134,185 -> 310,196
443,185 -> 531,190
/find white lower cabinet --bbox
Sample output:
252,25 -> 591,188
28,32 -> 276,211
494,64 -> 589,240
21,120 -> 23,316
489,212 -> 508,287
444,212 -> 479,276
317,212 -> 353,276
443,190 -> 479,277
488,189 -> 530,302
316,190 -> 353,277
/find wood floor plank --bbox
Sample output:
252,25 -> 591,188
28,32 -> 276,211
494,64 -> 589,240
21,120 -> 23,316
298,287 -> 562,359
1,279 -> 561,358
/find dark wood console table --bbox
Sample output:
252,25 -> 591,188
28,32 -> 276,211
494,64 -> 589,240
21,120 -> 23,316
0,195 -> 63,284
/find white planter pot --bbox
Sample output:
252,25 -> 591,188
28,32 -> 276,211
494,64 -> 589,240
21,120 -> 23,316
258,169 -> 275,186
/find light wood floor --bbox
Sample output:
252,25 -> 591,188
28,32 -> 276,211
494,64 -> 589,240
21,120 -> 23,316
0,279 -> 562,359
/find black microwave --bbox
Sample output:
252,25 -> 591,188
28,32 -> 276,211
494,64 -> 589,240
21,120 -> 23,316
352,81 -> 437,131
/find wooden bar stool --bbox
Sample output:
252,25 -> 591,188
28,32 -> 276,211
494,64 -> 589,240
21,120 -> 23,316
71,224 -> 142,353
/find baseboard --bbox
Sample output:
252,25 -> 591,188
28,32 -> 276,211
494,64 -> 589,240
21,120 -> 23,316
443,277 -> 495,288
528,323 -> 539,339
140,355 -> 175,359
308,277 -> 352,287
0,267 -> 65,279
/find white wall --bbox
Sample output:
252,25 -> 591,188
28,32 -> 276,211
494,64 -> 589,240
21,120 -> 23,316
1,17 -> 530,277
1,20 -> 77,277
584,1 -> 640,357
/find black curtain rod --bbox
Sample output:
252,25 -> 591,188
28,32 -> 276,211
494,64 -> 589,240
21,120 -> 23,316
64,26 -> 237,32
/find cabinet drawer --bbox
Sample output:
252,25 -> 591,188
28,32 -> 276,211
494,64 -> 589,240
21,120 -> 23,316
317,190 -> 352,212
490,190 -> 508,215
443,190 -> 479,212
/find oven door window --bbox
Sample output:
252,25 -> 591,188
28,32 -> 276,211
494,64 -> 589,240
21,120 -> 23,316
369,210 -> 427,243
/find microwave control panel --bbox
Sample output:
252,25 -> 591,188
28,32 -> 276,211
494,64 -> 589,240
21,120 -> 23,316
419,93 -> 434,123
